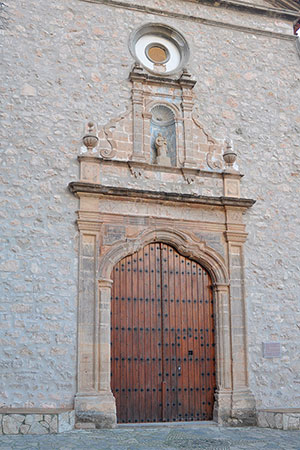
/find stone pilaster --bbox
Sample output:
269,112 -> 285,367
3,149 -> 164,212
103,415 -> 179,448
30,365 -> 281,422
213,283 -> 233,424
79,156 -> 101,184
130,65 -> 146,162
180,73 -> 197,168
142,112 -> 152,162
223,172 -> 242,198
224,210 -> 256,425
75,223 -> 116,428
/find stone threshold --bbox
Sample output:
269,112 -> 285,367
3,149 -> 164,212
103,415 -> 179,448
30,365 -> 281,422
118,420 -> 217,428
0,409 -> 75,435
257,408 -> 300,430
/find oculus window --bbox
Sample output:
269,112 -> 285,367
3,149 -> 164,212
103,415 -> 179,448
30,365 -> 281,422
129,23 -> 190,75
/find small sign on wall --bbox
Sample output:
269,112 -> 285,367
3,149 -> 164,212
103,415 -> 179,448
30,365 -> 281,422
262,342 -> 281,358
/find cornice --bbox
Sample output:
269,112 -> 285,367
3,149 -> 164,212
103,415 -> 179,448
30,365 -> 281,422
69,181 -> 256,208
129,69 -> 197,89
188,0 -> 300,15
224,230 -> 249,243
79,156 -> 229,178
80,0 -> 300,39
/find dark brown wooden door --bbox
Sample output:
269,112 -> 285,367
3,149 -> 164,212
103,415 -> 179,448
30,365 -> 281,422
111,242 -> 215,423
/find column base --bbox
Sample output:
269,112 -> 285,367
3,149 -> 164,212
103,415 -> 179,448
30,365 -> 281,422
214,389 -> 256,426
213,389 -> 232,425
230,389 -> 257,426
75,392 -> 117,429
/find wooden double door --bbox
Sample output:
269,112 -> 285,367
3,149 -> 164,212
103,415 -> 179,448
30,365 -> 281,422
111,242 -> 216,423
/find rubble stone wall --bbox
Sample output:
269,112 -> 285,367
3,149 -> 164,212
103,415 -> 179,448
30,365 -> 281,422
1,0 -> 299,409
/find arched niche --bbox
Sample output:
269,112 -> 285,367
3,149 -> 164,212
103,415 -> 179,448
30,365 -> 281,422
150,105 -> 176,166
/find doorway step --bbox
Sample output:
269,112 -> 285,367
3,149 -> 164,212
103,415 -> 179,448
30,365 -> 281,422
118,420 -> 217,428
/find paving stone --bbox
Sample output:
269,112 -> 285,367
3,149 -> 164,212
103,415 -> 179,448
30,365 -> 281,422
0,425 -> 300,449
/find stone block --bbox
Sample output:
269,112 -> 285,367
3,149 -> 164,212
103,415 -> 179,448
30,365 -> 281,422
282,414 -> 289,430
75,422 -> 96,429
287,416 -> 300,430
2,415 -> 20,434
58,410 -> 75,432
274,413 -> 283,429
25,415 -> 34,425
44,414 -> 52,424
49,415 -> 58,433
29,421 -> 49,435
20,424 -> 30,434
257,412 -> 269,428
10,414 -> 25,423
266,413 -> 276,429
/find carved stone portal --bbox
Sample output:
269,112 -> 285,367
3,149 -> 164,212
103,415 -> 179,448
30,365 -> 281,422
70,51 -> 256,428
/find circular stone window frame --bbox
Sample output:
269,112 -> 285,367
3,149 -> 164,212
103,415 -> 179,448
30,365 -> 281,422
129,23 -> 190,76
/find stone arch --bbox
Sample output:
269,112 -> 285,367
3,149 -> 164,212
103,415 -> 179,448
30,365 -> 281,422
77,225 -> 254,428
98,227 -> 229,285
96,227 -> 231,425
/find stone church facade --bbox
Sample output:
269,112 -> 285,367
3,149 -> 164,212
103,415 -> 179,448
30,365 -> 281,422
1,0 -> 300,433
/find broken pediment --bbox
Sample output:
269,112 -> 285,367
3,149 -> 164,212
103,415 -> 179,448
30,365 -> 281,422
94,64 -> 226,173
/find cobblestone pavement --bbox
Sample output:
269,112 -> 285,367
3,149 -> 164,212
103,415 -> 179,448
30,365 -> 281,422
0,423 -> 299,450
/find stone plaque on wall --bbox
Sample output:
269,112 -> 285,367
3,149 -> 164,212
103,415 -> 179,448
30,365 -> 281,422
262,342 -> 281,358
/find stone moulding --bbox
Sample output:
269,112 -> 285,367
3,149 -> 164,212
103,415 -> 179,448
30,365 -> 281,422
68,181 -> 256,208
97,227 -> 229,284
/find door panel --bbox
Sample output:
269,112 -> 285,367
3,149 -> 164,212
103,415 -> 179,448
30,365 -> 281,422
111,242 -> 215,423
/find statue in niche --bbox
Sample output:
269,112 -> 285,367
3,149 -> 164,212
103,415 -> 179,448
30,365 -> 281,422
155,133 -> 171,166
150,105 -> 176,166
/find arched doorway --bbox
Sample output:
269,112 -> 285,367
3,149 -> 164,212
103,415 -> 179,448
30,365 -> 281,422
111,242 -> 216,423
